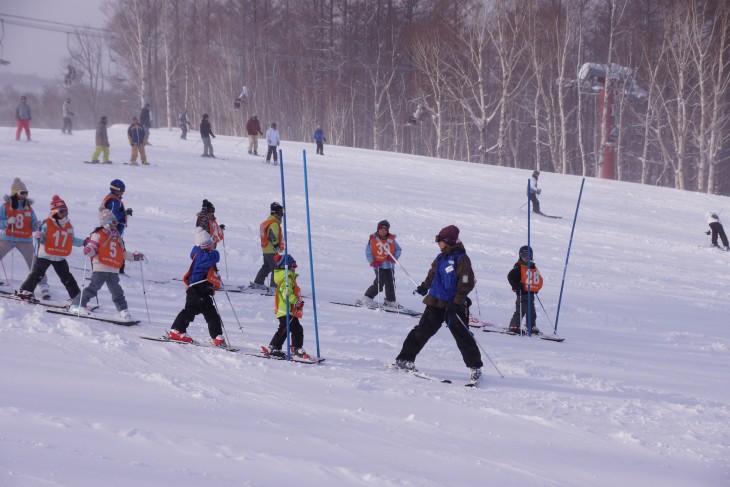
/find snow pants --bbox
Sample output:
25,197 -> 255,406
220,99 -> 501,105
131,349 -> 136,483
75,271 -> 127,311
130,144 -> 147,164
316,141 -> 324,155
171,283 -> 223,339
16,119 -> 31,140
510,291 -> 537,330
91,145 -> 110,163
179,123 -> 187,139
62,117 -> 73,134
248,135 -> 259,154
365,267 -> 396,302
270,316 -> 304,350
530,193 -> 541,213
253,253 -> 278,288
202,136 -> 214,157
396,305 -> 483,369
709,222 -> 729,248
20,257 -> 79,299
266,145 -> 278,163
0,240 -> 48,286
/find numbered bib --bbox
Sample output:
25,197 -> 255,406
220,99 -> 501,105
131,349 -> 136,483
44,218 -> 73,256
5,203 -> 33,239
520,264 -> 543,292
97,232 -> 125,268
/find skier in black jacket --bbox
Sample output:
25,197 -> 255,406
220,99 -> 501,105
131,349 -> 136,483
507,245 -> 543,334
200,114 -> 216,158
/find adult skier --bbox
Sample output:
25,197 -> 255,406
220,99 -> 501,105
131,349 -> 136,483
529,170 -> 542,214
507,245 -> 543,334
62,98 -> 73,134
394,225 -> 482,384
200,114 -> 216,158
139,103 -> 152,144
313,126 -> 326,155
179,109 -> 191,140
90,116 -> 111,164
265,122 -> 280,165
127,116 -> 148,165
705,212 -> 729,251
15,95 -> 32,141
246,114 -> 263,155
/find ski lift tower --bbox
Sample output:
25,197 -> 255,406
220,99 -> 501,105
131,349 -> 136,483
577,63 -> 646,179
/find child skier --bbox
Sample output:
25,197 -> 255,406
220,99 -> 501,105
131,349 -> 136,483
69,209 -> 144,319
168,227 -> 226,346
0,178 -> 49,296
250,202 -> 285,291
356,220 -> 403,310
507,245 -> 543,334
196,199 -> 225,245
705,212 -> 729,251
264,253 -> 311,360
18,195 -> 83,301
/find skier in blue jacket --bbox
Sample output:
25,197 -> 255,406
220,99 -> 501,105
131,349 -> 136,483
313,126 -> 326,155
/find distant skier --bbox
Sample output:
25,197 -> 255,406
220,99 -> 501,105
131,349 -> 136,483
507,245 -> 543,334
18,195 -> 83,302
705,212 -> 729,251
127,116 -> 148,165
265,122 -> 280,165
139,103 -> 152,144
15,95 -> 32,141
167,227 -> 226,347
64,65 -> 76,86
62,98 -> 73,134
245,114 -> 263,155
313,126 -> 326,155
179,109 -> 191,140
529,170 -> 542,214
250,202 -> 285,291
355,220 -> 403,310
90,116 -> 111,164
200,113 -> 216,158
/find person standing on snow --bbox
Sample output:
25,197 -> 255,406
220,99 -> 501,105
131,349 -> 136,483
167,227 -> 226,347
529,170 -> 542,214
196,199 -> 225,246
90,116 -> 111,164
313,126 -> 326,155
17,195 -> 83,302
356,220 -> 403,310
507,245 -> 543,334
200,113 -> 216,158
705,212 -> 729,251
127,116 -> 148,165
394,225 -> 482,383
15,95 -> 32,141
0,178 -> 49,297
69,209 -> 144,320
179,109 -> 191,140
62,98 -> 74,134
265,122 -> 280,165
139,103 -> 152,145
101,179 -> 132,274
246,114 -> 263,155
250,202 -> 285,291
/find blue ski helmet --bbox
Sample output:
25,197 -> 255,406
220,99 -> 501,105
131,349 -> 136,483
110,179 -> 125,193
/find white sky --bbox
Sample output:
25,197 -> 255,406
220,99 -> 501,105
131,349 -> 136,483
0,0 -> 107,79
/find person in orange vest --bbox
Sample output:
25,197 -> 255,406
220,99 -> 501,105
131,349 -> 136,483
0,178 -> 48,296
250,202 -> 285,290
18,196 -> 84,301
356,220 -> 402,309
507,245 -> 543,334
196,199 -> 225,246
69,209 -> 145,320
168,227 -> 226,347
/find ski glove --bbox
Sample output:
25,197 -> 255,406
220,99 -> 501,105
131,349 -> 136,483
83,246 -> 92,255
537,189 -> 542,194
219,224 -> 226,230
6,216 -> 16,225
706,230 -> 711,235
133,252 -> 145,261
414,286 -> 427,296
294,300 -> 304,312
126,208 -> 133,216
33,231 -> 43,239
370,260 -> 382,268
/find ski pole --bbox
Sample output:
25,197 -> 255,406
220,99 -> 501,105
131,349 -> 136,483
211,295 -> 232,348
221,238 -> 229,280
454,311 -> 504,379
385,250 -> 419,288
76,255 -> 89,316
536,294 -> 555,330
475,288 -> 483,318
221,285 -> 244,332
0,254 -> 8,284
138,259 -> 152,325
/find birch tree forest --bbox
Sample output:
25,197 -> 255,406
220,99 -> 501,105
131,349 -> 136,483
6,0 -> 730,195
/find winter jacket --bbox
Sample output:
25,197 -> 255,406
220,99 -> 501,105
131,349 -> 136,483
260,214 -> 284,254
127,123 -> 146,145
186,246 -> 220,286
83,227 -> 135,273
35,216 -> 84,262
274,268 -> 302,318
246,117 -> 263,136
200,119 -> 214,138
139,107 -> 151,127
15,102 -> 32,121
62,101 -> 73,119
0,195 -> 38,243
706,212 -> 721,225
365,232 -> 401,270
420,242 -> 474,309
508,260 -> 540,293
266,127 -> 280,146
95,122 -> 109,146
313,128 -> 326,142
530,176 -> 539,195
101,193 -> 128,235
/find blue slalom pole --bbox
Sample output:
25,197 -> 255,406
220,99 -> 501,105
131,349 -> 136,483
302,149 -> 321,358
526,180 -> 532,336
279,148 -> 291,359
554,177 -> 585,334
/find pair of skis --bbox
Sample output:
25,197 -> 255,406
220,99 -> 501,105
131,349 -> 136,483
330,301 -> 422,317
388,364 -> 481,387
470,318 -> 565,342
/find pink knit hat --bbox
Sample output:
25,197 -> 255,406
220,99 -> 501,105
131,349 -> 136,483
50,195 -> 68,214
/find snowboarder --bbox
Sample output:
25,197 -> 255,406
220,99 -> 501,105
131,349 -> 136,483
395,225 -> 482,383
265,122 -> 280,165
15,95 -> 32,141
139,103 -> 152,144
705,212 -> 729,251
168,227 -> 226,347
196,199 -> 225,245
68,209 -> 145,319
200,113 -> 216,158
90,116 -> 111,164
507,245 -> 543,334
356,220 -> 403,310
179,109 -> 191,140
127,116 -> 148,165
529,170 -> 542,214
17,195 -> 83,301
264,253 -> 312,359
0,178 -> 48,296
245,114 -> 263,155
250,202 -> 285,290
313,126 -> 326,155
62,98 -> 73,134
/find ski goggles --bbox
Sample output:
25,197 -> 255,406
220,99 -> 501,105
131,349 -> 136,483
17,190 -> 29,196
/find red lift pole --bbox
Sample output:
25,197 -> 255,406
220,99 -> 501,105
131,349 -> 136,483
597,81 -> 616,180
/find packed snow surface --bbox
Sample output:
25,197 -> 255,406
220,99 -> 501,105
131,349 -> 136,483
1,126 -> 728,486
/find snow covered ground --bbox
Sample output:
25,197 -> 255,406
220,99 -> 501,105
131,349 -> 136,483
1,125 -> 728,486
